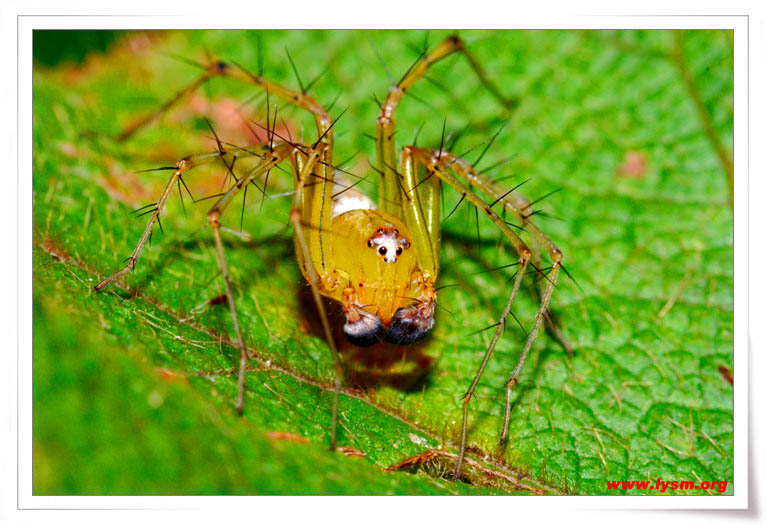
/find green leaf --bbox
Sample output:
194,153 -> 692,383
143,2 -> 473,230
33,30 -> 733,495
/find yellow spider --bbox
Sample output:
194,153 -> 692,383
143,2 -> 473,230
94,34 -> 563,479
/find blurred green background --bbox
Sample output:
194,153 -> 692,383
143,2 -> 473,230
33,30 -> 733,495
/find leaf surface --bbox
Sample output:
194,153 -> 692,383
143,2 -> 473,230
33,30 -> 733,495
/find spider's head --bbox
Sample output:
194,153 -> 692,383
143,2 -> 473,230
328,209 -> 436,347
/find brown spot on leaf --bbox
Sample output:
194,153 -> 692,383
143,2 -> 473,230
617,150 -> 648,178
156,368 -> 186,383
208,294 -> 228,306
266,431 -> 310,443
336,447 -> 366,457
717,365 -> 733,385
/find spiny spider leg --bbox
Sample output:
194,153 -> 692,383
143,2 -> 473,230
402,146 -> 534,479
207,137 -> 341,427
500,263 -> 559,444
289,141 -> 343,449
500,201 -> 572,356
205,142 -> 295,414
118,56 -> 334,158
377,35 -> 514,217
93,145 -> 271,292
429,150 -> 564,455
530,238 -> 573,355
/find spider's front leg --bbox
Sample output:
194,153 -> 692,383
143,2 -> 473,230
93,146 -> 270,292
377,35 -> 514,219
203,142 -> 295,415
432,151 -> 564,445
289,141 -> 344,449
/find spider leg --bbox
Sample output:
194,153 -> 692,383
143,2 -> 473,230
500,264 -> 559,443
401,146 -> 533,479
427,150 -> 564,448
117,58 -> 334,158
530,237 -> 573,355
93,144 -> 272,292
206,137 -> 342,440
205,142 -> 295,414
377,35 -> 513,217
397,145 -> 441,277
290,141 -> 343,449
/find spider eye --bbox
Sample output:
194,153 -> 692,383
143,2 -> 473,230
367,240 -> 373,247
396,247 -> 403,256
378,247 -> 387,255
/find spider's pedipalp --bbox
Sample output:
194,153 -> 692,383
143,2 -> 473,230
384,302 -> 435,345
343,308 -> 385,347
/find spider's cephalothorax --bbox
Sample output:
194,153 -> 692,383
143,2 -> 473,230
303,188 -> 436,347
